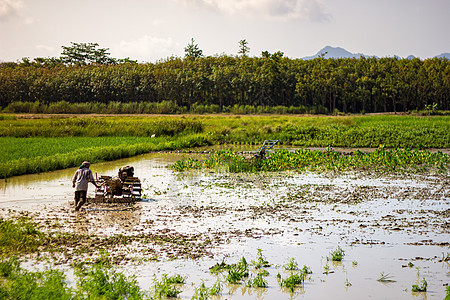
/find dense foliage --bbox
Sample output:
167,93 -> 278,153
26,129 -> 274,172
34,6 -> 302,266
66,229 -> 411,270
1,55 -> 449,114
171,148 -> 450,174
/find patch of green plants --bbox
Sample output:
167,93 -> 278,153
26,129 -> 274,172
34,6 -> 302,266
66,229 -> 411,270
200,115 -> 450,148
172,147 -> 450,174
251,248 -> 271,269
151,274 -> 184,299
208,256 -> 251,284
283,257 -> 299,271
209,258 -> 228,274
0,114 -> 16,120
246,273 -> 268,288
301,265 -> 312,275
327,246 -> 345,262
226,257 -> 249,284
279,273 -> 306,293
0,255 -> 148,300
0,259 -> 74,300
192,280 -> 222,299
75,260 -> 145,299
191,282 -> 209,300
209,280 -> 221,296
412,278 -> 428,292
0,217 -> 44,255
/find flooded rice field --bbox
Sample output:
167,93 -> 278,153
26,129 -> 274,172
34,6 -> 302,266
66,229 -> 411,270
0,151 -> 449,299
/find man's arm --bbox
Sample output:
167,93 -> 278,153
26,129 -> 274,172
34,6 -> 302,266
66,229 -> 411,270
88,170 -> 100,188
72,171 -> 79,188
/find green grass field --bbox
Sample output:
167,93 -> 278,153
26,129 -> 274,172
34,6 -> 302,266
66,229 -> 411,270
1,114 -> 449,178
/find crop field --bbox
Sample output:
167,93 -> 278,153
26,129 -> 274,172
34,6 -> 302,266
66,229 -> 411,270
0,114 -> 449,299
1,114 -> 449,178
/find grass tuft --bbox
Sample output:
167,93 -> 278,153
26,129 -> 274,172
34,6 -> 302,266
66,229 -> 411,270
327,246 -> 345,262
412,278 -> 427,292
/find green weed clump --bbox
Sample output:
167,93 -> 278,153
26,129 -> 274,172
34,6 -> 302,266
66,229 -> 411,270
192,280 -> 222,299
283,258 -> 299,271
151,274 -> 184,298
75,263 -> 144,299
251,248 -> 271,269
226,257 -> 249,284
0,260 -> 74,300
209,251 -> 271,290
0,256 -> 149,300
209,258 -> 228,275
412,278 -> 428,292
327,246 -> 345,262
279,272 -> 307,293
0,218 -> 44,255
246,273 -> 268,288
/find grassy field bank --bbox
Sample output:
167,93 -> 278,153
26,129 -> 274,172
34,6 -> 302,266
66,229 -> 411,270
1,114 -> 449,178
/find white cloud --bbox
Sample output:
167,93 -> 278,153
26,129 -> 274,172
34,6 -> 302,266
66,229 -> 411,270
115,36 -> 181,62
174,0 -> 330,21
0,0 -> 23,20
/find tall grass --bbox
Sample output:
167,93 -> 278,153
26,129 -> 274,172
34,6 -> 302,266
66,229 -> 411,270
2,100 -> 320,115
0,116 -> 203,137
0,218 -> 44,254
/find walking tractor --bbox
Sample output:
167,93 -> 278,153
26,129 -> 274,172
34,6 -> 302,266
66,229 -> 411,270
254,140 -> 280,159
91,166 -> 142,203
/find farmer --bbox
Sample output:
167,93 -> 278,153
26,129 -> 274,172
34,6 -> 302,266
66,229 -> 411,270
72,161 -> 99,211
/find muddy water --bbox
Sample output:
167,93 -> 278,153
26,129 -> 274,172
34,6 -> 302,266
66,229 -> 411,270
1,151 -> 449,299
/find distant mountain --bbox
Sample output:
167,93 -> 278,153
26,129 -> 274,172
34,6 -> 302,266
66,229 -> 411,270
302,46 -> 370,60
435,53 -> 450,59
302,46 -> 449,60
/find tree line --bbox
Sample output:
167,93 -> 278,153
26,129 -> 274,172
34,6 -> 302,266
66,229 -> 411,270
1,50 -> 449,114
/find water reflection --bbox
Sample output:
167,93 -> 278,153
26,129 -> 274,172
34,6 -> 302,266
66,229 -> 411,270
0,152 -> 188,209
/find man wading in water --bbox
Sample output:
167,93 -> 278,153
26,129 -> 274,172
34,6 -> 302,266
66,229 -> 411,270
72,161 -> 99,211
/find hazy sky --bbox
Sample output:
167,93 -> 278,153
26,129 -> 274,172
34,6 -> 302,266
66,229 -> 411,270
1,0 -> 449,62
